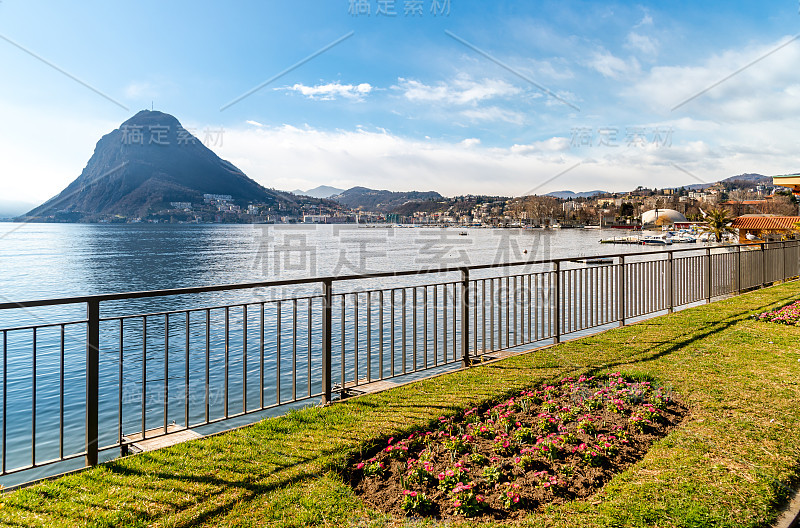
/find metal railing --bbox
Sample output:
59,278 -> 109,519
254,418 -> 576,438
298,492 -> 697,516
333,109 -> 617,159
0,240 -> 798,486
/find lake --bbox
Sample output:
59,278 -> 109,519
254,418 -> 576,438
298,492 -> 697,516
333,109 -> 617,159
0,222 -> 664,300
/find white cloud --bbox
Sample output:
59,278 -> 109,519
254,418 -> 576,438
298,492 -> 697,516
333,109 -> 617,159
124,81 -> 159,99
246,120 -> 264,127
587,50 -> 641,79
631,36 -> 800,121
529,59 -> 575,81
207,123 -> 797,198
510,137 -> 571,155
460,106 -> 525,125
636,13 -> 653,27
626,32 -> 658,56
395,75 -> 521,105
281,82 -> 372,100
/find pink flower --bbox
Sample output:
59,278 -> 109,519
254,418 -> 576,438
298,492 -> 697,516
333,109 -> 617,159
356,462 -> 365,470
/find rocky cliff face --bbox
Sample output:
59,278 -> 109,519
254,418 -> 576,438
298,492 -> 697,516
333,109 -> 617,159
26,110 -> 283,218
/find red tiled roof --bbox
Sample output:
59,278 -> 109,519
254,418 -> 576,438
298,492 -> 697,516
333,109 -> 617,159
730,216 -> 800,231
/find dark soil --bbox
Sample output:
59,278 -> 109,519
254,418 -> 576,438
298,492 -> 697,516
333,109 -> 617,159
345,372 -> 688,521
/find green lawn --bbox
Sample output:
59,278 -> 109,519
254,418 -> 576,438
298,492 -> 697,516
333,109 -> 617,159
2,281 -> 800,527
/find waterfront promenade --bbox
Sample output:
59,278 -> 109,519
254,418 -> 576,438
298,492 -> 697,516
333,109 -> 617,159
0,278 -> 798,526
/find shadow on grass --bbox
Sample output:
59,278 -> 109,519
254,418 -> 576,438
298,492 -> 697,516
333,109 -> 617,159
101,463 -> 320,528
577,294 -> 792,376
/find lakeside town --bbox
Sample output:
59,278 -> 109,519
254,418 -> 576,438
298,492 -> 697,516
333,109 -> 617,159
40,175 -> 797,229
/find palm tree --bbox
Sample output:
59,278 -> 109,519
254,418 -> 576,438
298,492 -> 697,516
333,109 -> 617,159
704,208 -> 733,243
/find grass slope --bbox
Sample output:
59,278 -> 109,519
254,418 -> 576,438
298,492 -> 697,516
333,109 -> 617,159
1,282 -> 800,527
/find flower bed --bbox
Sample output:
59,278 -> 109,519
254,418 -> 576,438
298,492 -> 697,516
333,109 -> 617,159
348,372 -> 687,520
754,300 -> 800,326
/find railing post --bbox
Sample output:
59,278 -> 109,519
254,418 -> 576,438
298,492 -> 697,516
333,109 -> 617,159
666,251 -> 673,314
618,256 -> 626,327
705,248 -> 712,303
761,242 -> 767,287
736,244 -> 742,294
460,268 -> 470,367
553,261 -> 561,344
322,279 -> 332,404
782,240 -> 787,280
85,300 -> 100,467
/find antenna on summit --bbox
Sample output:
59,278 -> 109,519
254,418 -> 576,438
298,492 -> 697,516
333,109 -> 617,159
151,101 -> 154,111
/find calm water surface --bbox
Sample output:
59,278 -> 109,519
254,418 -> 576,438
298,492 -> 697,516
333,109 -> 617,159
0,222 -> 662,300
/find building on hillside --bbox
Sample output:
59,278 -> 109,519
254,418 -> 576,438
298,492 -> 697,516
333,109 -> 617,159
730,215 -> 800,243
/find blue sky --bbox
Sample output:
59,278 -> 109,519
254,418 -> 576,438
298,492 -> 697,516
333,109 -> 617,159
1,0 -> 799,203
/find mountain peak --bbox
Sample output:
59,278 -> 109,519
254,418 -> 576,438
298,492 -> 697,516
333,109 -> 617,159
25,111 -> 285,219
121,109 -> 182,128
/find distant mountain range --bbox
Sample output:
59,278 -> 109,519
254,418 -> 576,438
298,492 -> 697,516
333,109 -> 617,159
545,190 -> 608,199
545,173 -> 784,196
24,110 -> 309,220
290,185 -> 345,199
329,186 -> 443,213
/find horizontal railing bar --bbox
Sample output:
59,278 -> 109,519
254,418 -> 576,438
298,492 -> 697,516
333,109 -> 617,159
1,242 -> 784,311
0,451 -> 86,477
100,296 -> 324,322
344,355 -> 465,389
0,319 -> 88,333
335,281 -> 464,297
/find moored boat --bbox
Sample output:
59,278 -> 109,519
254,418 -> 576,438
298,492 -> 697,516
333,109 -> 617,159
641,234 -> 672,246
